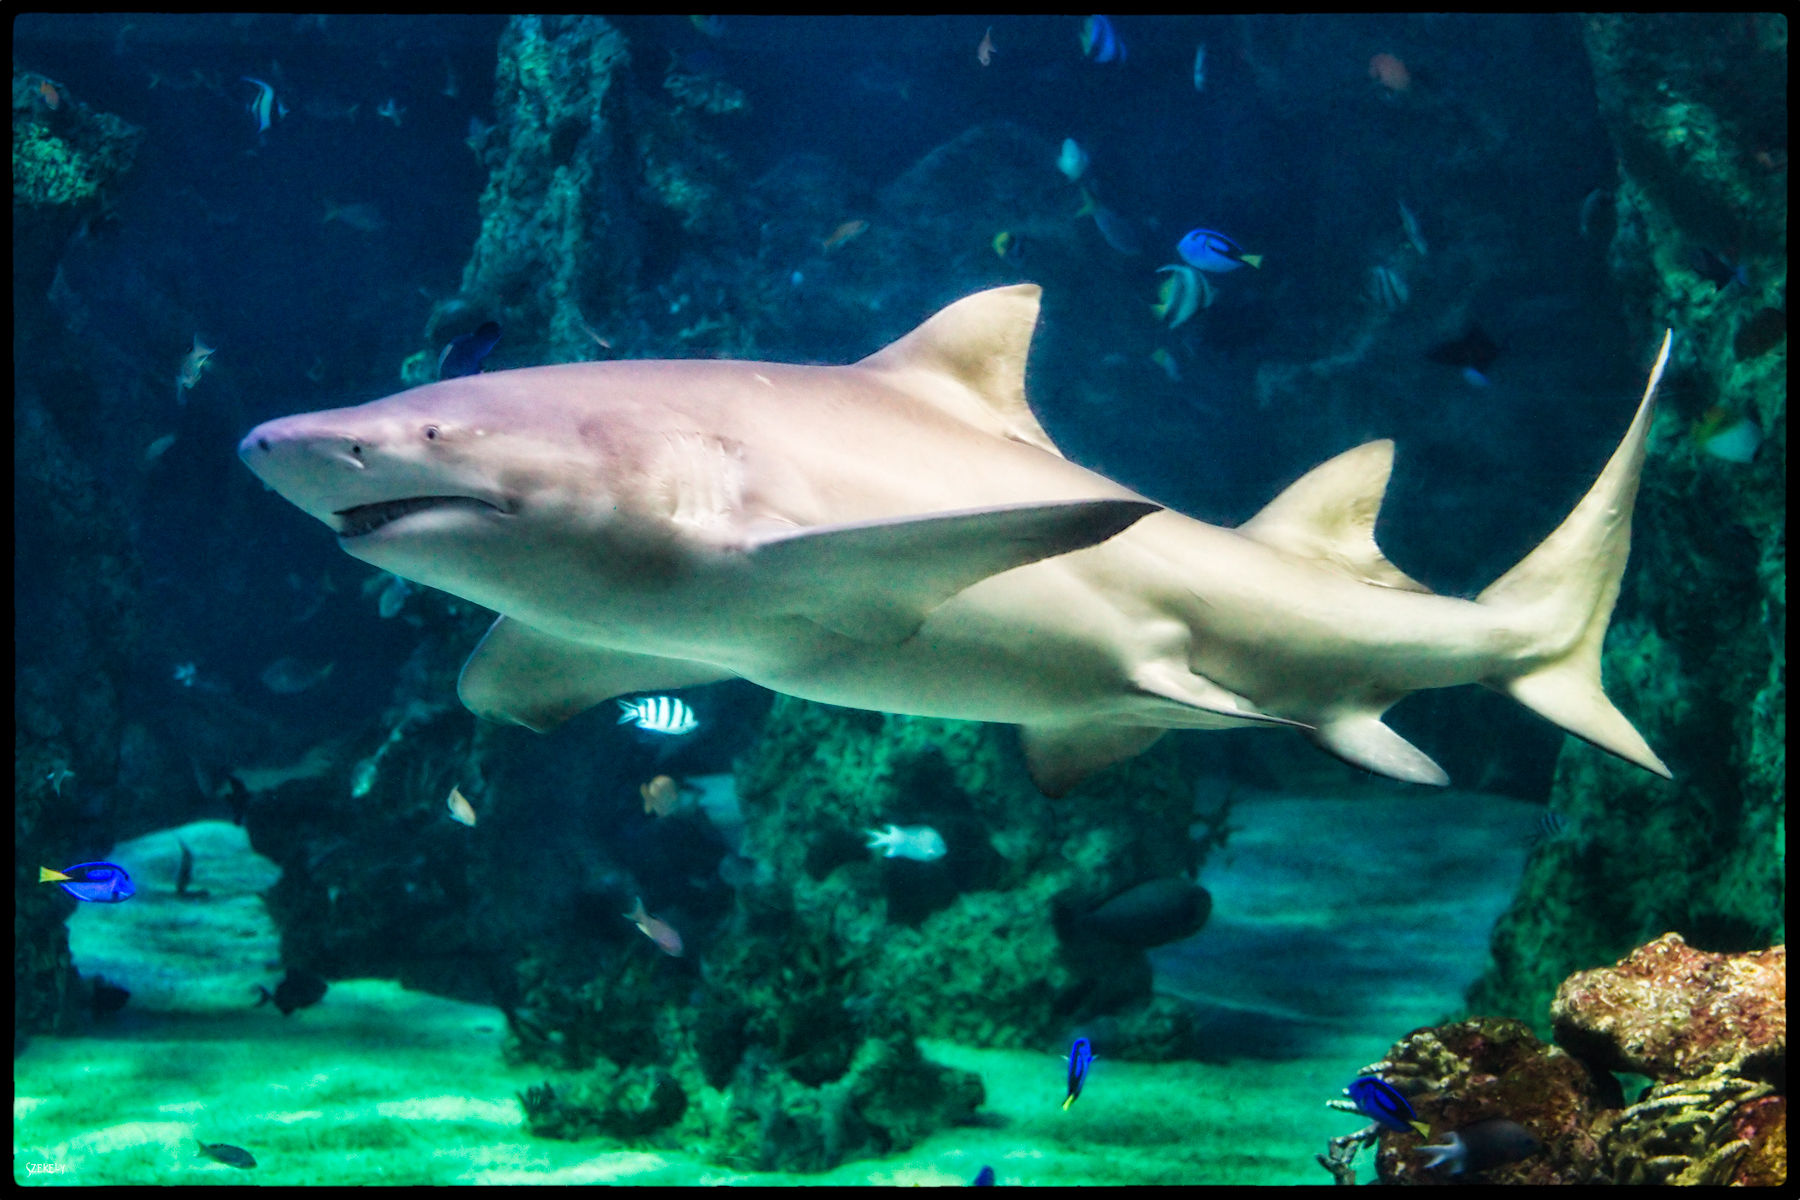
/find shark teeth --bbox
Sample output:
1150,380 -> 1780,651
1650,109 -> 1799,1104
334,496 -> 497,538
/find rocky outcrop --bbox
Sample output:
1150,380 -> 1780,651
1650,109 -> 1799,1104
1469,11 -> 1785,1028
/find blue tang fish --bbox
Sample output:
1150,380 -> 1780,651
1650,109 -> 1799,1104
1063,1036 -> 1094,1110
40,862 -> 135,904
1081,16 -> 1126,63
439,321 -> 502,380
1177,229 -> 1263,273
970,1165 -> 995,1185
1345,1076 -> 1428,1135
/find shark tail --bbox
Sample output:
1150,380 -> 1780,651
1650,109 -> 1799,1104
1476,331 -> 1672,779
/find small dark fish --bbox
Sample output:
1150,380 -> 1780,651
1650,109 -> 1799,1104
256,968 -> 329,1015
439,321 -> 502,379
1524,810 -> 1568,849
1345,1075 -> 1428,1135
1426,326 -> 1501,375
1690,248 -> 1748,292
260,656 -> 334,694
1080,877 -> 1211,947
1063,1036 -> 1094,1110
177,840 -> 195,896
1418,1117 -> 1541,1174
226,774 -> 251,826
91,976 -> 131,1017
40,862 -> 135,904
971,1165 -> 995,1185
195,1140 -> 257,1169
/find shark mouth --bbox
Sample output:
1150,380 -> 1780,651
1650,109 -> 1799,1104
334,496 -> 501,538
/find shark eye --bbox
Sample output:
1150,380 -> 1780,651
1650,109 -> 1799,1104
424,426 -> 439,440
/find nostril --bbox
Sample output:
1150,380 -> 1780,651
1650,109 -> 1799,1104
351,445 -> 362,456
257,438 -> 270,452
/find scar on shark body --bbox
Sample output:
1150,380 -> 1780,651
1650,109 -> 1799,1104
241,287 -> 1672,797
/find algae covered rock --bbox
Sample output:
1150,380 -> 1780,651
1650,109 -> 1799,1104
1551,933 -> 1784,1084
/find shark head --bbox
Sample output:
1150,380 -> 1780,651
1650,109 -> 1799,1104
238,370 -> 648,620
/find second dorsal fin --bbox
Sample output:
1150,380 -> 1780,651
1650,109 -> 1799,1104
1237,440 -> 1430,593
857,284 -> 1066,457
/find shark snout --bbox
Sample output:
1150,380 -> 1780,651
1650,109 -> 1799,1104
239,414 -> 392,526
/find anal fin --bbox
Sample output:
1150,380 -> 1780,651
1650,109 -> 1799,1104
458,616 -> 735,732
1309,712 -> 1449,786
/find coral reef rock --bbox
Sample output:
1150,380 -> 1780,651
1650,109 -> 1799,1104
1369,1016 -> 1606,1184
1552,933 -> 1784,1084
68,821 -> 284,1013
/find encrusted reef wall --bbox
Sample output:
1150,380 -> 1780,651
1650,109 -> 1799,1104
13,67 -> 146,1051
1470,14 -> 1785,1026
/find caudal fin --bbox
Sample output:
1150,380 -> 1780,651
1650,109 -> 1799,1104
1477,331 -> 1673,778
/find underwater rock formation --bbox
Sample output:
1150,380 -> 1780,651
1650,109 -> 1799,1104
1336,933 -> 1786,1184
14,66 -> 148,1050
1550,933 -> 1784,1085
67,821 -> 284,1013
1470,12 -> 1786,1028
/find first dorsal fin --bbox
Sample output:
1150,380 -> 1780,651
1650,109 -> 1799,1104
1237,440 -> 1430,593
857,284 -> 1066,457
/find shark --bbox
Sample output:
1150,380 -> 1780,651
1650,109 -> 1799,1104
239,285 -> 1672,796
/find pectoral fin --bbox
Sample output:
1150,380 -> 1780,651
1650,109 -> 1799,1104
746,498 -> 1159,644
1019,723 -> 1168,798
458,617 -> 735,732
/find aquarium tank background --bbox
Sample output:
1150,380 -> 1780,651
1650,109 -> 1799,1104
13,14 -> 1784,1186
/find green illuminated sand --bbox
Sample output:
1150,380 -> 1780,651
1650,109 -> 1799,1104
15,789 -> 1532,1185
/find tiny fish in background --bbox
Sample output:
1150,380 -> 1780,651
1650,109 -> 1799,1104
1524,809 -> 1569,850
992,230 -> 1024,262
37,79 -> 62,110
1369,265 -> 1409,312
1153,264 -> 1211,329
1063,1036 -> 1094,1109
1344,1075 -> 1429,1135
1076,189 -> 1140,256
173,662 -> 198,687
41,862 -> 136,904
1426,326 -> 1501,385
176,335 -> 215,405
977,26 -> 995,67
1177,228 -> 1261,273
1192,42 -> 1206,92
257,967 -> 328,1015
194,1140 -> 257,1169
618,696 -> 699,736
378,574 -> 412,618
1150,347 -> 1180,382
820,219 -> 869,252
439,321 -> 501,379
1578,187 -> 1611,240
447,785 -> 477,827
1689,247 -> 1749,292
376,98 -> 405,126
1418,1117 -> 1541,1175
1692,405 -> 1762,463
46,766 -> 76,795
260,656 -> 335,694
322,200 -> 388,233
1057,137 -> 1089,182
641,774 -> 682,817
1398,201 -> 1428,256
866,823 -> 946,861
1081,15 -> 1126,63
624,897 -> 684,956
175,839 -> 210,898
144,433 -> 178,463
1369,53 -> 1410,94
241,76 -> 285,133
